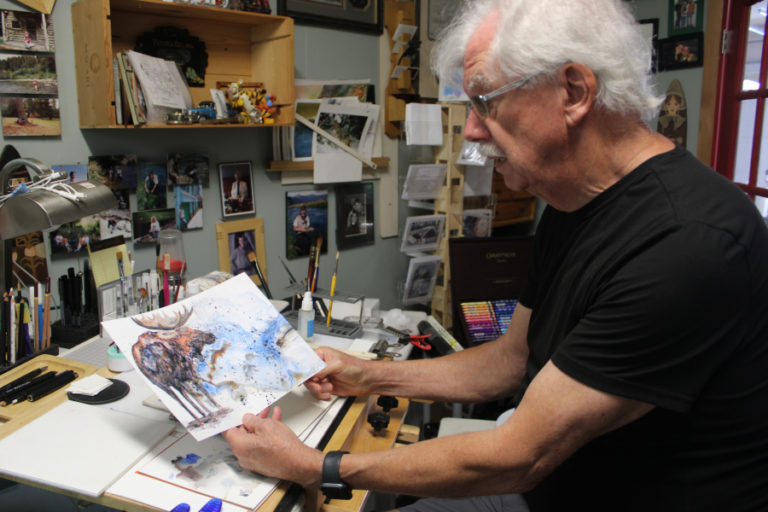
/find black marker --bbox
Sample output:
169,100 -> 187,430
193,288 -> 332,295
0,370 -> 57,405
0,365 -> 47,395
26,370 -> 77,402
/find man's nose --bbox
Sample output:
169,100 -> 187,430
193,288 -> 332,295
464,109 -> 491,143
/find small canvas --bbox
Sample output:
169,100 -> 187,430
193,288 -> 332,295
102,273 -> 326,441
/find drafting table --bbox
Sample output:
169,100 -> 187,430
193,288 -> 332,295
0,334 -> 414,512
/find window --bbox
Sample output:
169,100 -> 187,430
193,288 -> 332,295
710,0 -> 768,219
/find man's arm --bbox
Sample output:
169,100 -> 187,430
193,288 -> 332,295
225,358 -> 654,497
308,305 -> 532,403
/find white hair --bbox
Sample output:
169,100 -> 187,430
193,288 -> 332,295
431,0 -> 663,121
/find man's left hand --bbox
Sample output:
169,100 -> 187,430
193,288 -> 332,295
222,406 -> 324,488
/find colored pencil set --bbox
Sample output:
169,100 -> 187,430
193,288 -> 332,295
460,299 -> 518,344
1,280 -> 51,368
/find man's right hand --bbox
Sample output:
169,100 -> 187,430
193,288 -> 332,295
305,347 -> 374,399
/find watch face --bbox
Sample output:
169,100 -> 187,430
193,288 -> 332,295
320,482 -> 353,500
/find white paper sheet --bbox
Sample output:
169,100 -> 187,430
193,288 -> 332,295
405,103 -> 443,145
0,401 -> 175,497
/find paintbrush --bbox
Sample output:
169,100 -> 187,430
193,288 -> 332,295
326,250 -> 340,326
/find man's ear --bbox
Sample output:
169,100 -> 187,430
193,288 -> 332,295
562,63 -> 596,126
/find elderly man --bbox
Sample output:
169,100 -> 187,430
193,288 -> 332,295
223,1 -> 768,510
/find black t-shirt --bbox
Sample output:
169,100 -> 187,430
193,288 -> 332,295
519,147 -> 768,511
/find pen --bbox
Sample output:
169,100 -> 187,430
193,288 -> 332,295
311,236 -> 323,293
1,292 -> 8,367
26,370 -> 77,402
43,277 -> 51,349
163,253 -> 170,306
0,365 -> 47,395
326,251 -> 340,326
0,370 -> 57,405
9,289 -> 16,364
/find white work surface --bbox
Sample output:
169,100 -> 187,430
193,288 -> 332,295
0,316 -> 418,511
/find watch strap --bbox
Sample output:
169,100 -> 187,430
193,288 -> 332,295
321,450 -> 352,501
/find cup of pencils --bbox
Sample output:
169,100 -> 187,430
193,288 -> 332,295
156,229 -> 187,306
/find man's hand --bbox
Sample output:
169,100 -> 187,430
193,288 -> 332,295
305,347 -> 374,400
222,406 -> 324,488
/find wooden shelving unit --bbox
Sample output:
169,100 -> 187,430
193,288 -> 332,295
430,103 -> 468,331
71,0 -> 295,128
266,157 -> 390,172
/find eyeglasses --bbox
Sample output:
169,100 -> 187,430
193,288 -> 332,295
469,76 -> 531,119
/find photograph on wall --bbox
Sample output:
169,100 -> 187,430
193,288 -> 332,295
294,78 -> 372,102
657,79 -> 687,148
402,255 -> 442,306
11,231 -> 48,287
219,161 -> 254,217
658,33 -> 703,71
99,189 -> 132,241
49,215 -> 100,258
0,53 -> 57,95
101,273 -> 326,441
0,9 -> 55,52
460,209 -> 493,238
132,208 -> 175,245
167,152 -> 210,186
668,0 -> 704,36
285,189 -> 328,260
137,162 -> 168,211
227,229 -> 258,277
175,183 -> 203,231
0,96 -> 59,136
52,164 -> 87,184
88,154 -> 138,191
335,181 -> 374,249
400,214 -> 445,254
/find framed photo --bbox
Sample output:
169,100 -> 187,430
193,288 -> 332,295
402,255 -> 442,306
401,214 -> 445,254
219,161 -> 254,217
658,33 -> 704,71
668,0 -> 704,36
215,218 -> 268,289
638,18 -> 659,74
336,181 -> 375,249
278,0 -> 382,34
285,189 -> 328,260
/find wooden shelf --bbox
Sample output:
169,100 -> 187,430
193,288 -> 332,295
266,157 -> 390,172
72,0 -> 295,129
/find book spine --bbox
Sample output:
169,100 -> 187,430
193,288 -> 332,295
116,53 -> 138,125
120,53 -> 146,125
112,57 -> 123,125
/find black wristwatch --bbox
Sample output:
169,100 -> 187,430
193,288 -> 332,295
320,450 -> 352,502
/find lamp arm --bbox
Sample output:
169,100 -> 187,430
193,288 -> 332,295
0,158 -> 64,194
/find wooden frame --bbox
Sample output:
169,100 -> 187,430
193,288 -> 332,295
277,0 -> 382,34
658,32 -> 704,71
216,218 -> 268,288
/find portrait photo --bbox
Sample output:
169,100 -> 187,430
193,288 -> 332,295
219,161 -> 254,217
137,162 -> 167,211
335,181 -> 374,249
285,189 -> 328,259
216,218 -> 268,289
52,164 -> 87,184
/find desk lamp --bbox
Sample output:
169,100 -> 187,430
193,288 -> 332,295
0,145 -> 117,304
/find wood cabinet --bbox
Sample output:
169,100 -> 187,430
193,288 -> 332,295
71,0 -> 295,128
